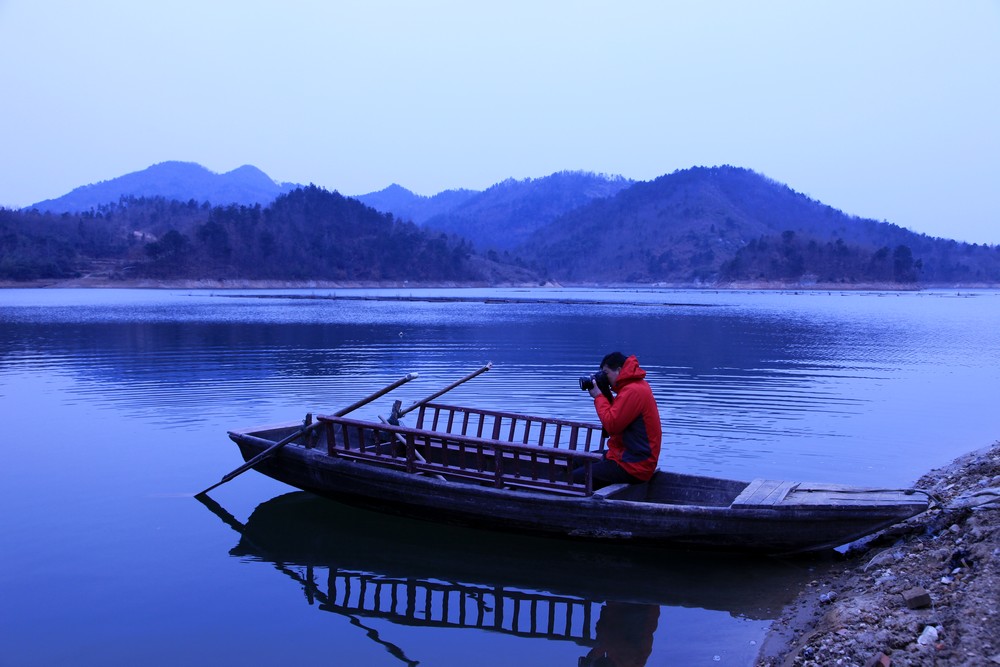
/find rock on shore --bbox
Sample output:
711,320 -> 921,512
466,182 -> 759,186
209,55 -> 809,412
757,441 -> 1000,667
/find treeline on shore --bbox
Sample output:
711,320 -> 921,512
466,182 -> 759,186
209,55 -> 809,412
0,187 -> 506,283
715,232 -> 1000,285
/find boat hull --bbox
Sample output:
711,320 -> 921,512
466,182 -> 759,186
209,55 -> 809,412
229,425 -> 927,555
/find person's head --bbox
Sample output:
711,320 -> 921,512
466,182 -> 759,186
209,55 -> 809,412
599,351 -> 628,387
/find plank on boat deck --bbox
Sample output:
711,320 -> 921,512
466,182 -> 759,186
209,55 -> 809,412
732,479 -> 922,507
783,485 -> 919,506
730,479 -> 798,508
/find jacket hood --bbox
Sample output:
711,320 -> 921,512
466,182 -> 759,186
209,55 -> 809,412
614,355 -> 646,389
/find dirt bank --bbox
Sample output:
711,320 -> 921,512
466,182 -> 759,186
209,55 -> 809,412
757,442 -> 1000,666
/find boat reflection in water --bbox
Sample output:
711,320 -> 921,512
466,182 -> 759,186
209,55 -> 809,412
200,492 -> 813,666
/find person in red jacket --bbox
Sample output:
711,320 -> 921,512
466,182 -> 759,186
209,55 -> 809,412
576,352 -> 662,488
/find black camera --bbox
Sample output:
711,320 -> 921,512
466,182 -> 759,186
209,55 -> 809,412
579,370 -> 608,392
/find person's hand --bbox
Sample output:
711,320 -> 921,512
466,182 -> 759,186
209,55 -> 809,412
588,385 -> 601,399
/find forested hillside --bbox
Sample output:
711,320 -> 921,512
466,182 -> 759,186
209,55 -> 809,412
354,184 -> 478,224
419,171 -> 634,252
517,166 -> 1000,285
1,187 -> 532,283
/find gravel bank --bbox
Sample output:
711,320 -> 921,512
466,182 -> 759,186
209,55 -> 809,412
757,442 -> 1000,666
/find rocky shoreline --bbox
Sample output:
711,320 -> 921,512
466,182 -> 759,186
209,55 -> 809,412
756,442 -> 1000,667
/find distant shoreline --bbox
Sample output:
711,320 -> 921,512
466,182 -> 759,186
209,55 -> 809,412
1,277 -> 998,291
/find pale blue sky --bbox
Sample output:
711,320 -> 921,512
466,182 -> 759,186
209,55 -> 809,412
1,1 -> 998,243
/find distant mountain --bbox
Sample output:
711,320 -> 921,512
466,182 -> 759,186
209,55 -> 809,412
518,166 -> 999,284
7,162 -> 998,286
417,171 -> 635,252
29,161 -> 299,212
354,184 -> 479,224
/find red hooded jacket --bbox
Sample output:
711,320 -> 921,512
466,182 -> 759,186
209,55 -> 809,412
593,355 -> 662,481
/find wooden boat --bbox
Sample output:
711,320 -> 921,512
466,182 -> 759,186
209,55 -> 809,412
227,402 -> 930,555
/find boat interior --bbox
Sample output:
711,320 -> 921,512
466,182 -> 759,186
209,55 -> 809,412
242,403 -> 750,507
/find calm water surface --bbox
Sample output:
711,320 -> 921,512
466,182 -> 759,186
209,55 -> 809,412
2,287 -> 998,666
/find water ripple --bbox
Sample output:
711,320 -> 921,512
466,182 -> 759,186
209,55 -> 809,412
3,288 -> 1000,483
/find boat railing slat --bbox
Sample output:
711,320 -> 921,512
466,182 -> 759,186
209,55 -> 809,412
319,414 -> 599,496
414,403 -> 605,452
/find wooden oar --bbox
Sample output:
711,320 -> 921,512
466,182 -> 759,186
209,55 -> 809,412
389,362 -> 492,423
378,361 -> 493,479
196,372 -> 419,496
379,362 -> 492,481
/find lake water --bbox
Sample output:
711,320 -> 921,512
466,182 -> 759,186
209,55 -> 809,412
2,287 -> 998,666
